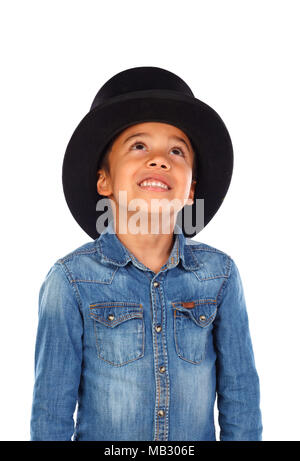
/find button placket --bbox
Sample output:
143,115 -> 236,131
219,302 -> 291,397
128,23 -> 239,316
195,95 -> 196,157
151,277 -> 169,440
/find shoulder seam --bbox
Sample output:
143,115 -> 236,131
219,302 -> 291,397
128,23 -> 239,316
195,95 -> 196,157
55,261 -> 83,311
189,244 -> 230,258
216,256 -> 234,305
57,243 -> 98,264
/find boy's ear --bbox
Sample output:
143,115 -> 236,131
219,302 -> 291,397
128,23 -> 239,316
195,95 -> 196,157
186,179 -> 197,206
96,169 -> 112,196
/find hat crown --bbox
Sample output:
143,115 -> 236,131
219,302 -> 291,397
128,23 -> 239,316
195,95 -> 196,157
90,66 -> 194,111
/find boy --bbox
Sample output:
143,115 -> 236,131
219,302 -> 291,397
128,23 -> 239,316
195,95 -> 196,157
30,66 -> 262,441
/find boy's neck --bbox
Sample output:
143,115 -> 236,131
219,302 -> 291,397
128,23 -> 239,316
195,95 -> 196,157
112,219 -> 176,274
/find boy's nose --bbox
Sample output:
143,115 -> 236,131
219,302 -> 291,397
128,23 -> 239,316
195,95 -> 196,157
147,158 -> 171,170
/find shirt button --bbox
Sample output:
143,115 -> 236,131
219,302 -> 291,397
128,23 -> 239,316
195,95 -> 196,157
159,366 -> 166,373
108,314 -> 115,321
153,281 -> 159,287
155,325 -> 162,333
158,410 -> 165,417
199,315 -> 206,321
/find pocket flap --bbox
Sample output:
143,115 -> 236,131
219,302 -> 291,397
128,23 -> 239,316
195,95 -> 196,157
172,300 -> 217,327
89,301 -> 143,328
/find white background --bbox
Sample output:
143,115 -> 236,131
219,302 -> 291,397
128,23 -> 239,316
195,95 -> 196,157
0,0 -> 299,441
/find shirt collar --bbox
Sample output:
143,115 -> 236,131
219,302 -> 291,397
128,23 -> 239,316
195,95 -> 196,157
96,219 -> 201,272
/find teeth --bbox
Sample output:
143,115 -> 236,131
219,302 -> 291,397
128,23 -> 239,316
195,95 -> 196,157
139,180 -> 169,189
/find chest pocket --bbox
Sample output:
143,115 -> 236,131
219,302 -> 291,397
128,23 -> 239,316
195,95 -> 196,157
89,301 -> 144,366
171,300 -> 217,364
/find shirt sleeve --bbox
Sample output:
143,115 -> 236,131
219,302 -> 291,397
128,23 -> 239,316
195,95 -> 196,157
30,262 -> 83,441
214,257 -> 263,441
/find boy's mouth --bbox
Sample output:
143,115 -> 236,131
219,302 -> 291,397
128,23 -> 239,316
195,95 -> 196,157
137,176 -> 172,192
138,181 -> 170,192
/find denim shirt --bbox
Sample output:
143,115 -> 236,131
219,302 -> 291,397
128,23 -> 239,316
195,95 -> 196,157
30,220 -> 262,441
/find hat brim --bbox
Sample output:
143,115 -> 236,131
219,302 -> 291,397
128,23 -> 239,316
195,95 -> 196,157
62,89 -> 233,239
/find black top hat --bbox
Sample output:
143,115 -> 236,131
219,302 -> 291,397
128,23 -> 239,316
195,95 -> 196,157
62,66 -> 233,239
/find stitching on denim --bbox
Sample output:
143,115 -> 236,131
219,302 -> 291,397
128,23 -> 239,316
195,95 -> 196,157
153,284 -> 158,330
192,273 -> 229,281
157,284 -> 169,440
70,279 -> 113,284
92,317 -> 145,366
127,250 -> 145,270
225,254 -> 232,277
171,299 -> 217,307
90,312 -> 143,327
164,234 -> 178,271
57,261 -> 83,311
93,316 -> 101,358
216,256 -> 233,306
152,294 -> 161,441
59,246 -> 98,264
175,309 -> 217,324
96,348 -> 144,366
70,265 -> 118,285
191,247 -> 230,256
130,266 -> 152,282
216,278 -> 228,306
190,252 -> 230,279
174,309 -> 207,365
153,324 -> 160,440
152,276 -> 168,439
186,245 -> 200,269
99,245 -> 131,266
101,252 -> 130,266
172,303 -> 217,328
90,301 -> 142,308
153,282 -> 161,441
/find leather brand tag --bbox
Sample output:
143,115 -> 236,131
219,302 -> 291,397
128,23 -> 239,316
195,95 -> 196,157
181,302 -> 195,309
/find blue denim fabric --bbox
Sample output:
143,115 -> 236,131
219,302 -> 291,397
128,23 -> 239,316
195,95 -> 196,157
30,220 -> 262,441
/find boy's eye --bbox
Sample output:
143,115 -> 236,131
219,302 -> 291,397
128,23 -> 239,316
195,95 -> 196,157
170,147 -> 185,157
131,141 -> 185,157
131,142 -> 146,151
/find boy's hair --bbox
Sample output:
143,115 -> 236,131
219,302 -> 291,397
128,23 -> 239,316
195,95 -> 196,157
97,133 -> 198,182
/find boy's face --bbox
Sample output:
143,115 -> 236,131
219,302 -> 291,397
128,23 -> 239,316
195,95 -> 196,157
96,122 -> 196,225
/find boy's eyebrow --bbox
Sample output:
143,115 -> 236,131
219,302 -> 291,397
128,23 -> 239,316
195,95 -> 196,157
123,132 -> 191,152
